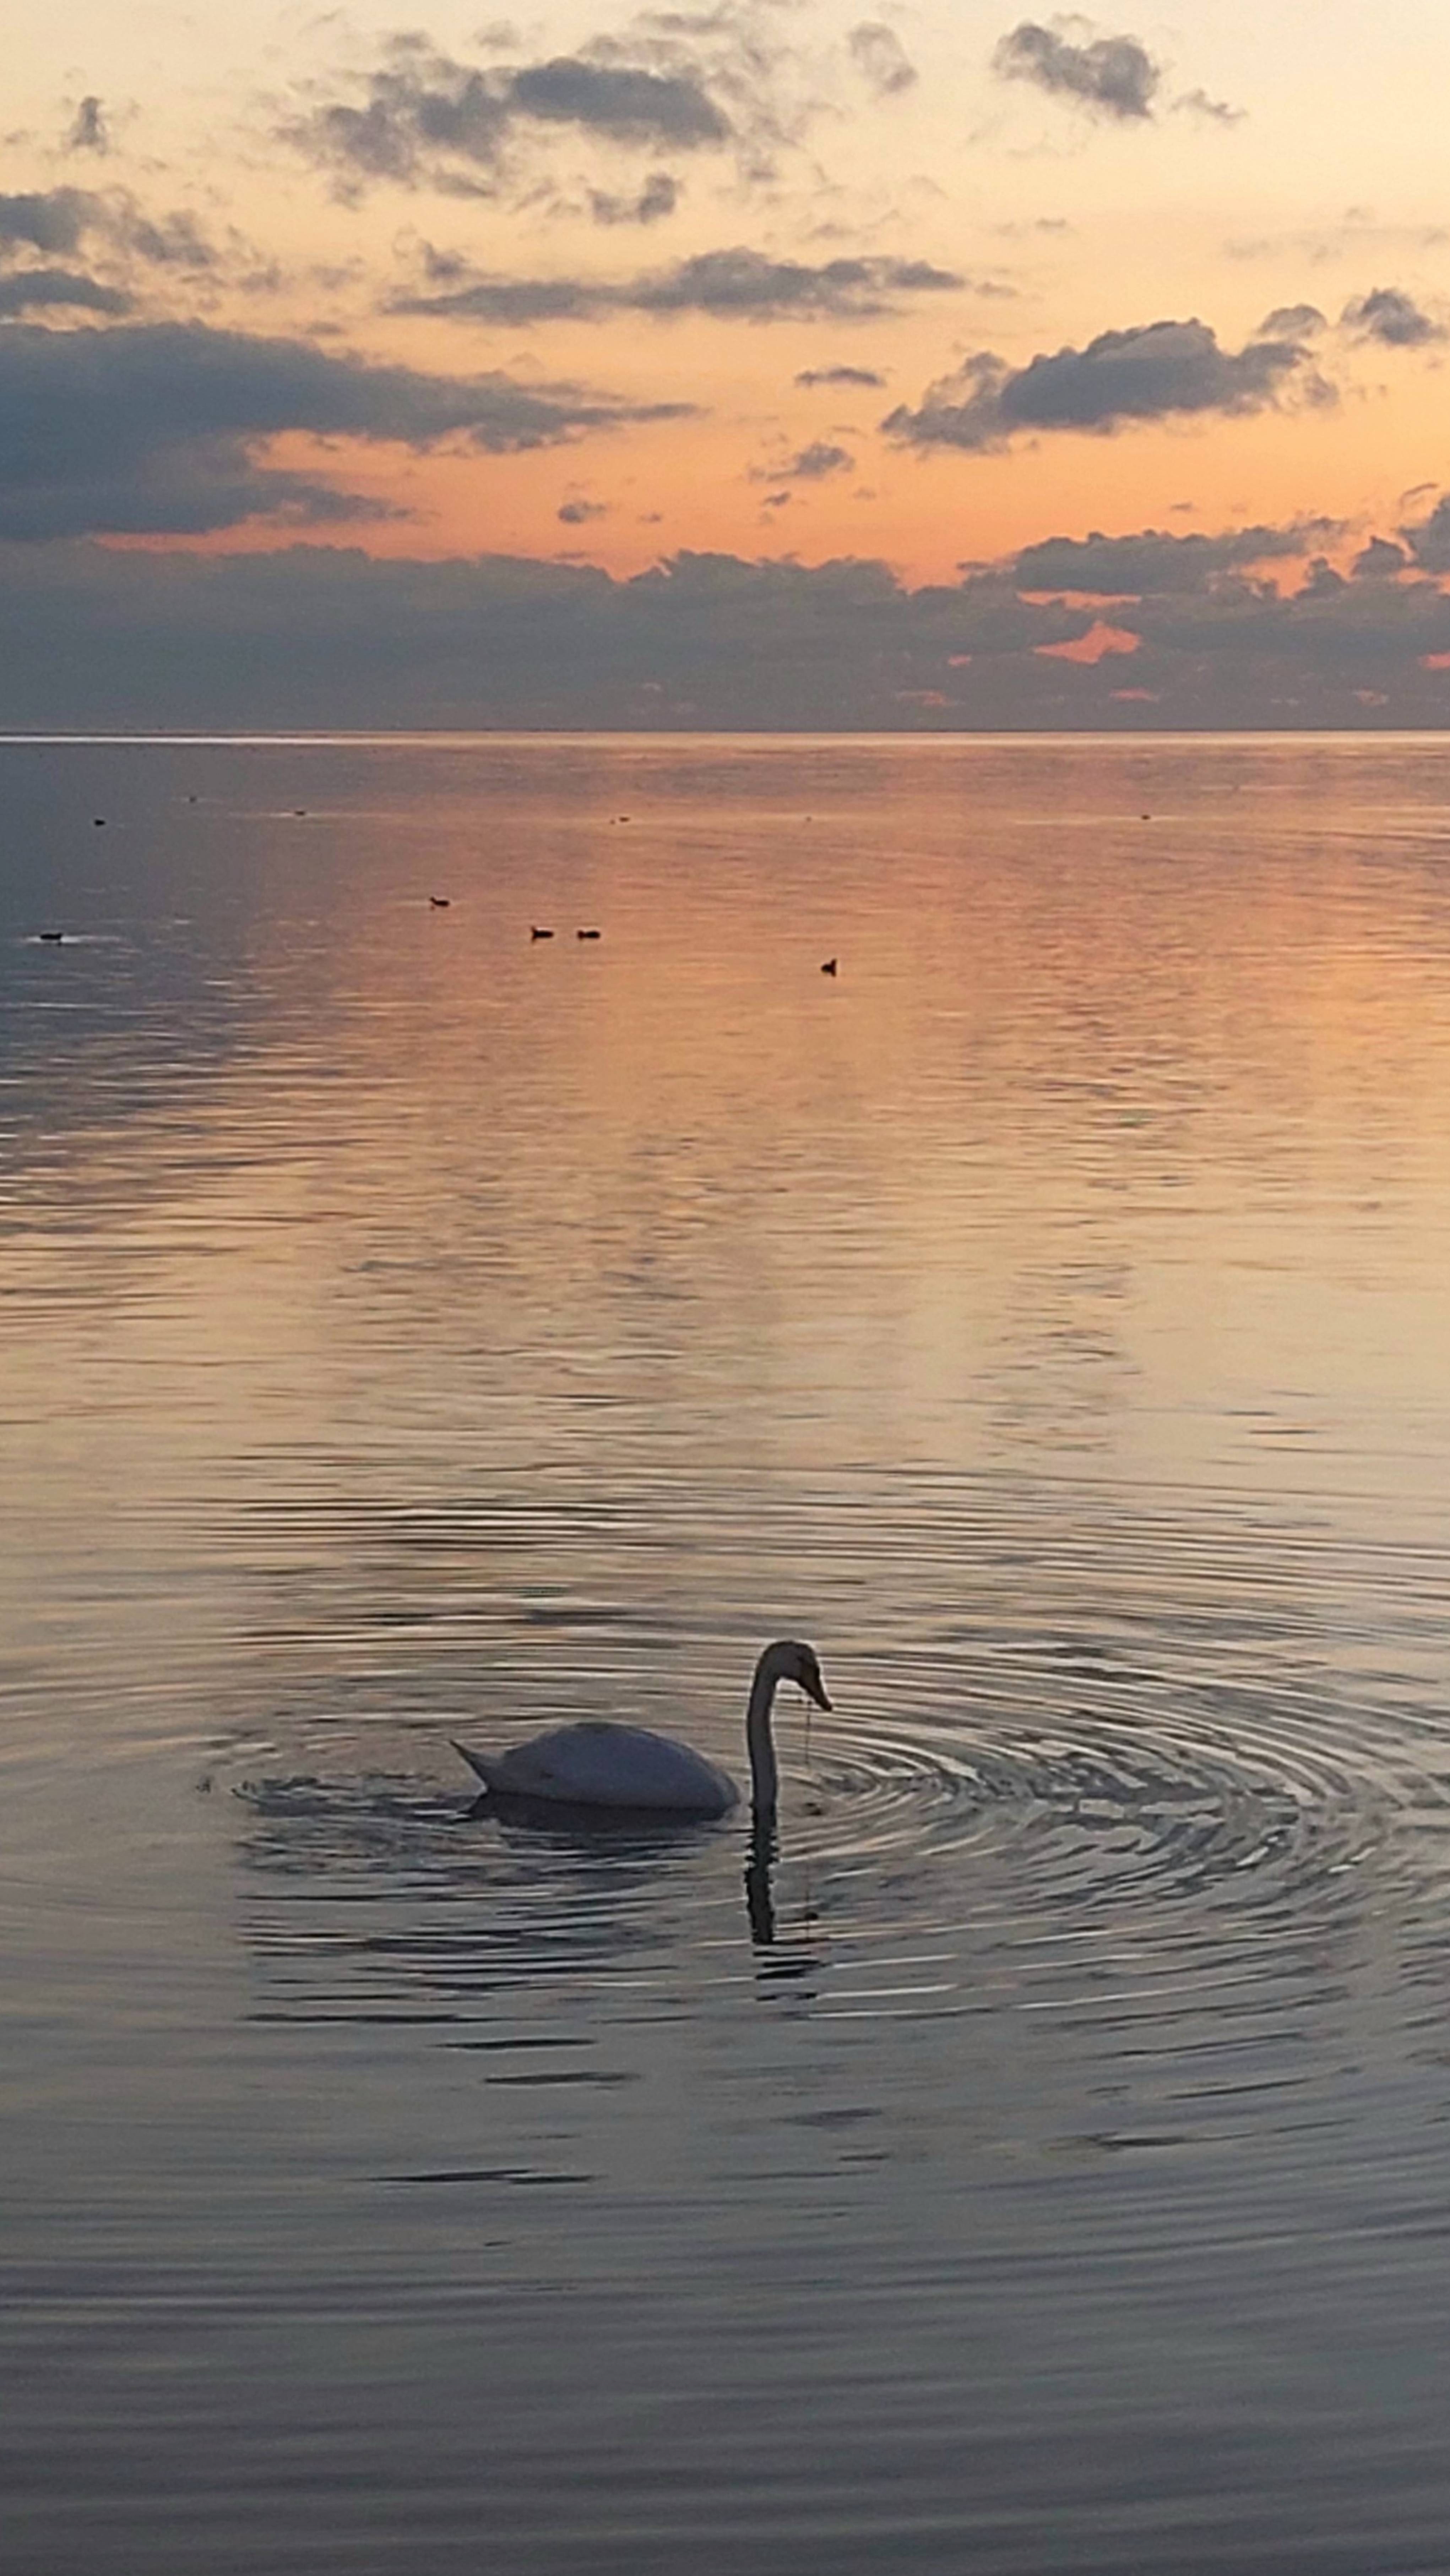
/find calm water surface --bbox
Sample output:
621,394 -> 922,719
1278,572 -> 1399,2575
5,735 -> 1450,2573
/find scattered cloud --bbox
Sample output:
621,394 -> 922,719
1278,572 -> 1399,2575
796,364 -> 886,388
1342,285 -> 1444,348
511,56 -> 728,145
66,95 -> 109,154
284,32 -> 731,197
886,317 -> 1327,453
588,170 -> 679,225
0,320 -> 690,538
0,268 -> 132,317
1258,303 -> 1326,339
752,439 -> 856,482
848,23 -> 917,98
1174,87 -> 1242,126
0,184 -> 223,292
395,246 -> 964,326
558,495 -> 609,522
0,188 -> 93,256
992,20 -> 1160,121
1226,217 -> 1450,268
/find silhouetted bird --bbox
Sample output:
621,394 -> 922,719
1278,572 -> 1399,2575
429,895 -> 451,907
93,817 -> 105,827
577,928 -> 603,940
39,930 -> 64,944
820,957 -> 838,976
530,926 -> 555,940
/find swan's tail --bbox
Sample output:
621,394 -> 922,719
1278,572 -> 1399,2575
451,1739 -> 499,1791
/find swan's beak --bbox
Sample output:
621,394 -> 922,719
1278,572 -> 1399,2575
806,1675 -> 832,1712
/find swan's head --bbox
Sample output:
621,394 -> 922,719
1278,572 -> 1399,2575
768,1638 -> 832,1711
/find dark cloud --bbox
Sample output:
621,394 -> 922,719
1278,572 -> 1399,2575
885,317 -> 1324,452
1352,535 -> 1408,579
0,269 -> 132,317
287,37 -> 728,193
0,189 -> 94,256
0,185 -> 220,281
1401,494 -> 1450,571
396,245 -> 963,326
796,363 -> 886,388
0,541 -> 1095,728
632,248 -> 958,318
588,171 -> 680,224
1258,303 -> 1325,339
67,95 -> 109,154
397,272 -> 599,323
1107,551 -> 1450,717
848,22 -> 917,97
992,20 -> 1160,120
1342,286 -> 1443,348
0,321 -> 689,538
509,56 -> 728,143
1013,520 -> 1339,595
558,496 -> 608,522
113,206 -> 219,271
292,51 -> 510,187
8,526 -> 1450,730
753,440 -> 855,483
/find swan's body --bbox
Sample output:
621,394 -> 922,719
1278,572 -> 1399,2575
452,1638 -> 829,1819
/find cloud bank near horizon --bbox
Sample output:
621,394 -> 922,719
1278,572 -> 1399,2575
5,524 -> 1450,731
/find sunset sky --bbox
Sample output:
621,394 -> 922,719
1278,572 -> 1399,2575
6,0 -> 1450,724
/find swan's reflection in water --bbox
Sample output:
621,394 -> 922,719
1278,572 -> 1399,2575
745,1812 -> 825,1994
234,1764 -> 803,2030
237,1765 -> 832,2007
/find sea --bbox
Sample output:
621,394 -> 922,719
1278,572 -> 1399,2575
5,732 -> 1450,2575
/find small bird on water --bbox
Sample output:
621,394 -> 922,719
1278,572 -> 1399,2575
429,895 -> 451,907
577,927 -> 602,940
821,957 -> 838,976
530,926 -> 555,940
39,930 -> 65,944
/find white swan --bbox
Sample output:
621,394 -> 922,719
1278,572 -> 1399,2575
452,1638 -> 830,1818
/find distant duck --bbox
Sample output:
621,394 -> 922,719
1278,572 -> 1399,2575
93,817 -> 106,828
452,1638 -> 831,1820
530,926 -> 555,940
577,927 -> 603,940
39,929 -> 65,944
429,895 -> 451,908
820,957 -> 838,976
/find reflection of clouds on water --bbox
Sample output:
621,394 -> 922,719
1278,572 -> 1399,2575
980,1255 -> 1138,1457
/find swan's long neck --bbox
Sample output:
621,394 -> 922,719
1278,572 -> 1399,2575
746,1656 -> 781,1816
